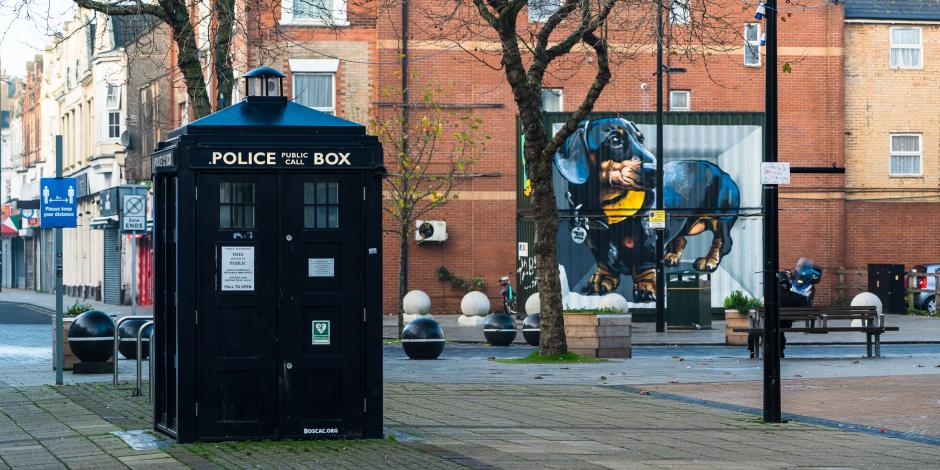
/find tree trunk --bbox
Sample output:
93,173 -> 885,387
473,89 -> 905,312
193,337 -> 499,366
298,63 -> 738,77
523,124 -> 567,356
214,0 -> 236,109
164,3 -> 213,118
398,226 -> 409,337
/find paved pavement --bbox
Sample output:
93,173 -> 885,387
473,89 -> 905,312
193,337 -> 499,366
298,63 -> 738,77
3,299 -> 940,468
4,381 -> 940,469
385,313 -> 940,345
646,375 -> 940,441
0,289 -> 152,317
385,344 -> 940,386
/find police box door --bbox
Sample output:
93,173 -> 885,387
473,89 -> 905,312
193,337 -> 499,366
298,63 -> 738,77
195,173 -> 364,439
278,174 -> 363,438
196,174 -> 279,439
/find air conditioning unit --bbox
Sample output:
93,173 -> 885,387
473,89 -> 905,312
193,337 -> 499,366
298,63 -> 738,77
415,220 -> 447,243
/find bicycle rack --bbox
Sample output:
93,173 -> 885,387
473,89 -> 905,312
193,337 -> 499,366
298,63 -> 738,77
133,320 -> 154,398
112,316 -> 154,386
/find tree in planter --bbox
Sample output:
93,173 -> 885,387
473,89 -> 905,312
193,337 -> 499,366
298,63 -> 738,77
374,85 -> 486,335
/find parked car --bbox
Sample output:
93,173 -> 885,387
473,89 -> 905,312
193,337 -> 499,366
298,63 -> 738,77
907,264 -> 940,315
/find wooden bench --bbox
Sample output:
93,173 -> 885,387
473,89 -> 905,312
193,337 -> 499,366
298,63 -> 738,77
732,306 -> 899,358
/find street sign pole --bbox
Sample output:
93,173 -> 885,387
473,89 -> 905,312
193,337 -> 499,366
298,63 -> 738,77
131,235 -> 137,316
54,135 -> 63,386
763,0 -> 783,423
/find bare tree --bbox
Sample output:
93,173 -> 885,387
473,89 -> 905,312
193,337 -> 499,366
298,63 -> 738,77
374,84 -> 486,335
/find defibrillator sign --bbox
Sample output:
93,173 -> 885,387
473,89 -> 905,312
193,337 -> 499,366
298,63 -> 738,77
312,320 -> 331,345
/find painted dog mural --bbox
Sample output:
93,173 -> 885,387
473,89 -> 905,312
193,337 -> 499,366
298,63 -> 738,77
554,117 -> 741,301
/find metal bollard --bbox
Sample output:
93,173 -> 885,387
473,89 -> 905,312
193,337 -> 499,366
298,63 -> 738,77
133,320 -> 154,397
113,316 -> 153,386
149,327 -> 155,403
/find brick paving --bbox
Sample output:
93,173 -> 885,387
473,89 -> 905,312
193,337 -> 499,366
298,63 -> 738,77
3,381 -> 940,469
385,383 -> 940,469
646,374 -> 940,439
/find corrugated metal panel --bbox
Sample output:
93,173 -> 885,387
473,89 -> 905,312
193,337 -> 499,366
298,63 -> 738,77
515,218 -> 537,306
103,227 -> 122,305
517,112 -> 765,309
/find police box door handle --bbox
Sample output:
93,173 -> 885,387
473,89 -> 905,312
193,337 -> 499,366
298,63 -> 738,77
285,362 -> 293,370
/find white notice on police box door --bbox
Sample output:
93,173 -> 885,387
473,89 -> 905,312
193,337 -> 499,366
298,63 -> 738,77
221,246 -> 255,291
308,258 -> 335,277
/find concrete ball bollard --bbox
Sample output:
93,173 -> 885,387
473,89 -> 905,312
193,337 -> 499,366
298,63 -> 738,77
461,291 -> 491,317
118,319 -> 153,360
598,293 -> 629,313
401,317 -> 445,360
483,312 -> 517,346
67,310 -> 116,362
522,313 -> 540,346
402,290 -> 432,316
850,292 -> 883,327
525,293 -> 540,315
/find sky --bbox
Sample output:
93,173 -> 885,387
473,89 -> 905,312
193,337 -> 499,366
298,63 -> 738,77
0,0 -> 75,77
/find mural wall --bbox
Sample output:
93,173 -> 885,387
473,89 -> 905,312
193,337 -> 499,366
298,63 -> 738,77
517,113 -> 764,310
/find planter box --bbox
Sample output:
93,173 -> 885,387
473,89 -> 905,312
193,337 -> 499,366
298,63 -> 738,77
724,309 -> 750,346
563,313 -> 631,358
52,317 -> 78,370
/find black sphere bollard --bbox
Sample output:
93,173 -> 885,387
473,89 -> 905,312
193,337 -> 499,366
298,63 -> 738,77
68,310 -> 116,362
483,312 -> 517,346
118,319 -> 154,360
522,313 -> 540,346
401,316 -> 445,360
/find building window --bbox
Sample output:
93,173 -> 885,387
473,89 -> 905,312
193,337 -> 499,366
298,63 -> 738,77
179,101 -> 189,126
219,181 -> 256,229
528,0 -> 560,22
744,23 -> 761,67
890,134 -> 922,176
282,0 -> 348,25
293,73 -> 335,114
541,88 -> 563,112
670,0 -> 690,24
108,112 -> 121,138
66,67 -> 71,88
670,90 -> 691,111
890,27 -> 922,69
106,85 -> 122,109
304,181 -> 339,229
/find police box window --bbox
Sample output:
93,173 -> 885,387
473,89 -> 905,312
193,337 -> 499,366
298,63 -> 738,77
220,181 -> 256,229
304,181 -> 339,229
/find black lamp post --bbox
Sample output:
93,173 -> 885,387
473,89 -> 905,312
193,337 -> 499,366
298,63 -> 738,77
655,0 -> 686,333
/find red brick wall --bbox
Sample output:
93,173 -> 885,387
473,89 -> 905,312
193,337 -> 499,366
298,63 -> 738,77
240,2 -> 857,314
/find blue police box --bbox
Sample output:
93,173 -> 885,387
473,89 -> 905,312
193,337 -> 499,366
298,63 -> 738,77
40,177 -> 78,228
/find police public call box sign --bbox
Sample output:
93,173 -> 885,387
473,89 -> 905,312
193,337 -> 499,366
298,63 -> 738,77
40,177 -> 78,228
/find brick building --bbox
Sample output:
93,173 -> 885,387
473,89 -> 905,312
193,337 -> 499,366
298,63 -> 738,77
172,1 -> 933,314
842,1 -> 940,309
226,1 -> 851,313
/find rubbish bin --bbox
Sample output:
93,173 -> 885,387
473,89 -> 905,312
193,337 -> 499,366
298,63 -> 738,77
151,67 -> 384,442
667,271 -> 711,329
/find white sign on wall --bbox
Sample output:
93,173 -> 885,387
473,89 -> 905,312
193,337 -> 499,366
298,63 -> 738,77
761,162 -> 791,185
221,246 -> 255,291
308,258 -> 335,277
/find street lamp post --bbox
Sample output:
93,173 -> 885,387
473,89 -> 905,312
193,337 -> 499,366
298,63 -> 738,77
655,0 -> 685,333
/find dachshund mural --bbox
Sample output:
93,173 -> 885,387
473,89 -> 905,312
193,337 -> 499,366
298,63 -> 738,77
553,117 -> 740,301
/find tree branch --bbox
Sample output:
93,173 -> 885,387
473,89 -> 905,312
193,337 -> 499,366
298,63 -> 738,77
73,0 -> 166,19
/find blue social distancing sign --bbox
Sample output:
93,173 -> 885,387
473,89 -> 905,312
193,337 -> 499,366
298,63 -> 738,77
40,177 -> 78,228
